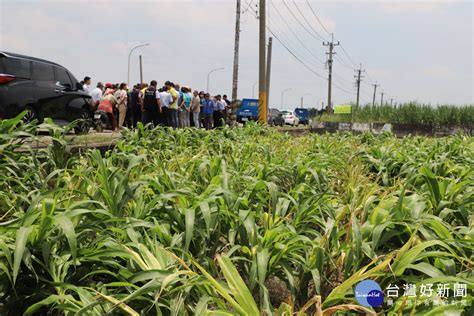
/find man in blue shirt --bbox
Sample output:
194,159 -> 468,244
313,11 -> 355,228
202,93 -> 215,130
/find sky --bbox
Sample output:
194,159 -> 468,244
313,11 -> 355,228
0,0 -> 472,109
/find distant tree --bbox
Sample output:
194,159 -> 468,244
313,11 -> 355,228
308,108 -> 318,118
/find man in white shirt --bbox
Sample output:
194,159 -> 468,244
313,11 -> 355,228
90,82 -> 104,109
214,95 -> 226,128
158,86 -> 173,127
82,76 -> 92,95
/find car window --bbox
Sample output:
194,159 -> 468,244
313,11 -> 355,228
0,57 -> 31,78
67,70 -> 79,88
281,111 -> 290,115
247,101 -> 258,107
54,66 -> 72,88
31,61 -> 54,81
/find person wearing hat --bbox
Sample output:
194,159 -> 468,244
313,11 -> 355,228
104,83 -> 114,95
98,85 -> 118,131
116,83 -> 128,128
90,82 -> 104,109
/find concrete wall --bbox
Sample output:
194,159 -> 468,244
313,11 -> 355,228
310,121 -> 472,136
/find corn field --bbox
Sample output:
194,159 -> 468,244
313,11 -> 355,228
0,114 -> 472,315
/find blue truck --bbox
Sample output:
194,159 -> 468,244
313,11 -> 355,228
236,98 -> 259,123
294,108 -> 310,125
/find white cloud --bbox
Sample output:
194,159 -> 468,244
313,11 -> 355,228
366,68 -> 392,81
1,34 -> 31,51
1,0 -> 471,104
377,0 -> 461,15
421,66 -> 456,79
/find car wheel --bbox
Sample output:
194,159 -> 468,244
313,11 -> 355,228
95,120 -> 104,133
21,106 -> 38,124
75,108 -> 91,134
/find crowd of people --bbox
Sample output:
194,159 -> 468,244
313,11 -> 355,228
81,76 -> 232,131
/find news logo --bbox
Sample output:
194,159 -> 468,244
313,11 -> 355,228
355,280 -> 384,307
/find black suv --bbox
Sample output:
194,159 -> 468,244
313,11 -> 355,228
0,51 -> 92,133
268,108 -> 284,126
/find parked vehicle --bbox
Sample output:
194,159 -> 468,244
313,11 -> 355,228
0,51 -> 92,133
236,98 -> 259,123
281,110 -> 299,126
268,108 -> 284,126
294,108 -> 309,125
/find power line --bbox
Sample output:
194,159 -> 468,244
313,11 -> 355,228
304,0 -> 378,91
364,70 -> 375,83
247,0 -> 324,71
241,0 -> 254,14
333,72 -> 355,85
334,55 -> 355,70
287,0 -> 328,42
242,0 -> 258,17
250,0 -> 328,78
362,80 -> 374,87
267,18 -> 326,70
252,0 -> 365,103
333,81 -> 356,95
281,0 -> 324,42
270,0 -> 326,65
267,27 -> 328,81
338,43 -> 358,68
305,0 -> 332,37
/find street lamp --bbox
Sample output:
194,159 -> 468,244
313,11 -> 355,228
127,43 -> 150,87
301,93 -> 312,108
316,97 -> 325,110
281,88 -> 292,110
252,81 -> 258,98
206,67 -> 224,93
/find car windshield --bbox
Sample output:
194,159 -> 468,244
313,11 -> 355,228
281,111 -> 291,115
295,109 -> 309,118
295,109 -> 308,115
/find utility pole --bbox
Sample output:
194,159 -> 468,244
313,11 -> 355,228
258,0 -> 267,123
372,82 -> 379,106
380,91 -> 385,106
323,34 -> 339,113
265,37 -> 272,119
139,55 -> 143,85
231,0 -> 241,126
354,63 -> 364,109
